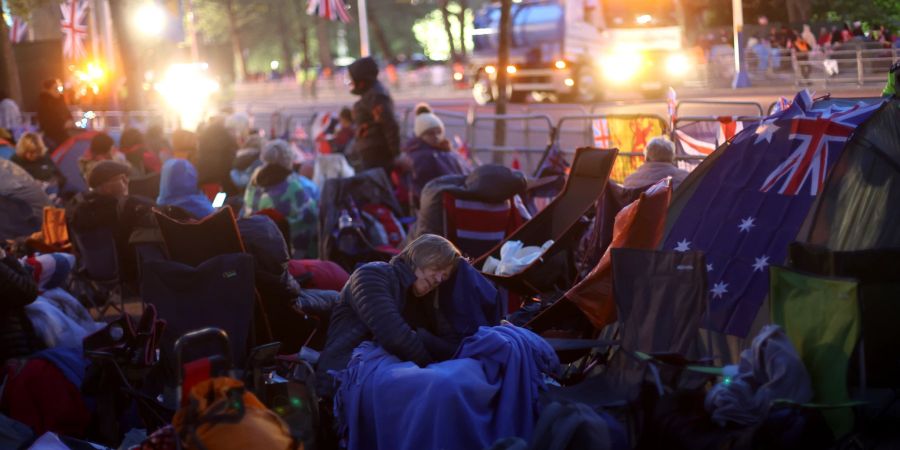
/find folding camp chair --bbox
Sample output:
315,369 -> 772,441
474,148 -> 618,296
25,206 -> 71,253
769,265 -> 863,439
67,224 -> 125,318
442,192 -> 525,260
528,179 -> 672,343
541,249 -> 712,440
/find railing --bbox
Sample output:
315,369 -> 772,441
467,114 -> 554,169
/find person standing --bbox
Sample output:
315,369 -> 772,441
346,57 -> 401,175
36,79 -> 73,150
0,89 -> 22,133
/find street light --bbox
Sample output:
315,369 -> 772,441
133,2 -> 167,38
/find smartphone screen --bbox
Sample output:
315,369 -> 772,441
212,192 -> 227,208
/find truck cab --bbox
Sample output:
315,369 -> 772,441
470,0 -> 693,104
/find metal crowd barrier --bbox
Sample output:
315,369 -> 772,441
467,114 -> 554,171
675,100 -> 764,118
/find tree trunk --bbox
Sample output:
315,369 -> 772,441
108,0 -> 142,110
289,0 -> 314,96
439,0 -> 457,61
367,10 -> 394,62
275,0 -> 294,73
456,0 -> 468,59
492,0 -> 511,162
316,19 -> 333,71
226,0 -> 247,81
0,11 -> 23,105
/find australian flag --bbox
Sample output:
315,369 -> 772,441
663,90 -> 884,337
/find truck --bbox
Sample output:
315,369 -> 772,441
470,0 -> 694,104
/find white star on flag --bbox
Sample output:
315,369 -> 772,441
706,263 -> 714,272
674,239 -> 691,252
752,255 -> 770,272
755,120 -> 780,144
738,216 -> 756,233
710,281 -> 729,299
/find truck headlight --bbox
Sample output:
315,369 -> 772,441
665,53 -> 690,77
602,53 -> 642,83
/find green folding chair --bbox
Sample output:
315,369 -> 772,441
769,265 -> 863,439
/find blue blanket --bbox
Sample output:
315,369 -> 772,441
334,325 -> 559,450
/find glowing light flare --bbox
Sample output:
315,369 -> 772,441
564,78 -> 575,87
133,2 -> 167,37
636,14 -> 652,25
270,60 -> 280,71
554,60 -> 567,70
602,53 -> 642,83
665,53 -> 690,77
484,65 -> 496,75
154,63 -> 220,130
453,72 -> 464,81
506,65 -> 517,74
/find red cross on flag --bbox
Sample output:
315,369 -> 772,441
60,0 -> 89,61
307,0 -> 352,23
9,16 -> 28,43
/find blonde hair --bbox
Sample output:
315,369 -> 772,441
16,132 -> 47,158
399,234 -> 462,271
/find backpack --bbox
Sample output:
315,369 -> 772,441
173,377 -> 298,450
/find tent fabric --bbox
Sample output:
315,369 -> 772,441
49,131 -> 99,194
787,243 -> 900,389
769,266 -> 860,438
800,98 -> 900,250
704,324 -> 813,426
575,181 -> 648,277
523,401 -> 628,450
565,179 -> 671,329
0,159 -> 50,238
333,325 -> 559,450
661,91 -> 884,337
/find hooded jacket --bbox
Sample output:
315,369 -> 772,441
196,123 -> 239,194
243,164 -> 319,259
403,137 -> 472,202
347,58 -> 401,174
316,257 -> 432,397
157,159 -> 214,219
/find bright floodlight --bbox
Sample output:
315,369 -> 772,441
134,3 -> 166,37
270,60 -> 280,71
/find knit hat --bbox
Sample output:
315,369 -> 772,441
88,161 -> 130,188
414,112 -> 445,138
260,139 -> 295,170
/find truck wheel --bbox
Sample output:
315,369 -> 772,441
472,73 -> 494,105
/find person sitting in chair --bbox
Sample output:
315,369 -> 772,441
313,234 -> 462,397
623,136 -> 690,191
66,161 -> 155,283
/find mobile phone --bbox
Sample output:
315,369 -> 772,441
212,192 -> 227,208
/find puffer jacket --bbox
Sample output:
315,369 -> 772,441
0,254 -> 43,362
348,81 -> 401,174
315,257 -> 431,397
403,137 -> 472,203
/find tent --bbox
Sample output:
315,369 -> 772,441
662,90 -> 889,337
50,131 -> 100,194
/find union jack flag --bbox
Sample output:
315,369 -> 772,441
60,0 -> 89,61
760,101 -> 882,196
9,16 -> 28,43
592,118 -> 611,148
307,0 -> 352,23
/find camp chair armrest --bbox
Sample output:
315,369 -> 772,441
633,351 -> 725,375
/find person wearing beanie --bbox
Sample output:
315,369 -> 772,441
243,140 -> 319,259
346,56 -> 401,174
400,103 -> 471,206
67,160 -> 155,283
231,134 -> 265,190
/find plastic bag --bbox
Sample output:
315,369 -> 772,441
494,240 -> 555,276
